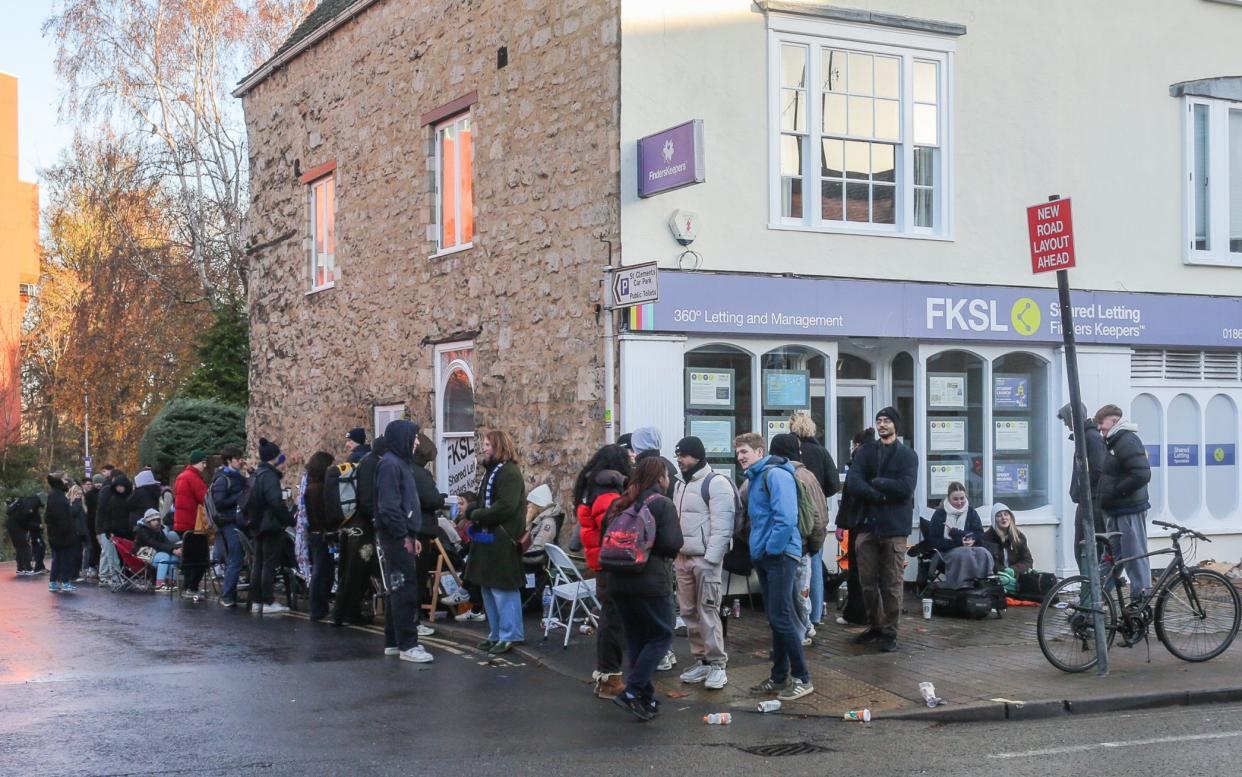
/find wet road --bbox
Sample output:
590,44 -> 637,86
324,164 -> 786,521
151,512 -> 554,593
2,565 -> 1241,776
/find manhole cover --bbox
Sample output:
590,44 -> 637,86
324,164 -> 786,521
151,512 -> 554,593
737,742 -> 833,757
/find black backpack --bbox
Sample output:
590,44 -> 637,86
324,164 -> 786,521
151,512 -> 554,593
235,473 -> 257,530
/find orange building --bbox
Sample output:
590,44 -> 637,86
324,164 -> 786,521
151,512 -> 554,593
0,74 -> 40,446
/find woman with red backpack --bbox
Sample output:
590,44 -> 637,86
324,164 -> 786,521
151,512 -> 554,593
600,456 -> 683,721
573,444 -> 631,699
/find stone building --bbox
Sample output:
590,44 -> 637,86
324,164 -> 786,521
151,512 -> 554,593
236,0 -> 620,498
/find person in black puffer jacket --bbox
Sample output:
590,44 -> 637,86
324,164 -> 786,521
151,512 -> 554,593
1094,404 -> 1153,597
45,475 -> 78,591
104,472 -> 135,539
603,457 -> 684,721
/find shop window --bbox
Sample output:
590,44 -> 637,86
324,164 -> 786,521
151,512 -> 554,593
891,352 -> 915,446
926,351 -> 984,508
1167,394 -> 1202,520
1206,395 -> 1238,520
991,353 -> 1049,511
686,345 -> 753,481
444,367 -> 475,434
763,346 -> 828,449
836,353 -> 873,380
1131,393 -> 1164,515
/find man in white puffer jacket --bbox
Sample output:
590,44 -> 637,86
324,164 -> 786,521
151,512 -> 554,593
672,436 -> 737,690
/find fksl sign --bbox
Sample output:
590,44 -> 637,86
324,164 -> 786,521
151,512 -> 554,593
1027,198 -> 1076,273
610,262 -> 660,308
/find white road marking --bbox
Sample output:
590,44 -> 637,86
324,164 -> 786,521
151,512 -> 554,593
989,730 -> 1242,759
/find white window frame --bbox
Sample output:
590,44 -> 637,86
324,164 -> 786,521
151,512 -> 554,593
432,113 -> 475,257
433,340 -> 477,493
373,403 -> 405,439
307,175 -> 336,292
1182,96 -> 1242,267
766,16 -> 955,240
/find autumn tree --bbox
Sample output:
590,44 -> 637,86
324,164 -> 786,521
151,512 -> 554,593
46,0 -> 315,309
24,136 -> 211,473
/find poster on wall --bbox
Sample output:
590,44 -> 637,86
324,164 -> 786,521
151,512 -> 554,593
929,463 -> 967,497
712,462 -> 737,482
765,417 -> 791,446
763,370 -> 810,410
444,436 -> 479,496
689,416 -> 735,455
993,374 -> 1030,409
686,369 -> 734,409
995,462 -> 1031,495
929,373 -> 967,409
1167,444 -> 1199,467
994,419 -> 1030,452
929,419 -> 966,452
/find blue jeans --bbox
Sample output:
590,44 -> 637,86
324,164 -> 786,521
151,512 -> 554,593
152,552 -> 180,582
613,594 -> 675,702
810,548 -> 825,623
481,587 -> 524,642
309,532 -> 335,619
754,554 -> 810,684
218,525 -> 244,601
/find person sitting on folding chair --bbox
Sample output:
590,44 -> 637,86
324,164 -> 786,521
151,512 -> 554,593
134,509 -> 181,591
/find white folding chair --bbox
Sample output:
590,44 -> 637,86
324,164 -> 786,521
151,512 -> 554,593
543,543 -> 600,648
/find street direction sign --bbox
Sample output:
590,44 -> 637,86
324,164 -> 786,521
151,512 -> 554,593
610,261 -> 660,308
1027,197 -> 1076,273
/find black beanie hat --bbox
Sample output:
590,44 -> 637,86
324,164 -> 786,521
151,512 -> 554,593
769,433 -> 802,460
346,427 -> 367,446
674,436 -> 706,461
258,437 -> 282,463
876,406 -> 901,426
617,433 -> 633,451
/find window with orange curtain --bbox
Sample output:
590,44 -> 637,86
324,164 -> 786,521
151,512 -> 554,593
436,114 -> 474,251
309,175 -> 336,289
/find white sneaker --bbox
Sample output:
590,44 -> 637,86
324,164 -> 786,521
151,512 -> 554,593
263,602 -> 289,614
462,610 -> 487,622
835,616 -> 848,625
679,663 -> 711,684
657,650 -> 677,671
705,666 -> 729,689
400,645 -> 434,663
675,615 -> 687,632
384,647 -> 400,656
417,624 -> 436,637
806,625 -> 817,638
801,636 -> 813,647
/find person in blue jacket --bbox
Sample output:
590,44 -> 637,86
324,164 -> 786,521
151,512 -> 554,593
735,432 -> 814,703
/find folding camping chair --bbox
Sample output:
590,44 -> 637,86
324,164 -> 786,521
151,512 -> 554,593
542,543 -> 600,648
109,537 -> 153,593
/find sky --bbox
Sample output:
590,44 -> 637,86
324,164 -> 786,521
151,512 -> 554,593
0,0 -> 75,186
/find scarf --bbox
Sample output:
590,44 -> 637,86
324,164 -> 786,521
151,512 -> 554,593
943,499 -> 969,541
483,461 -> 505,508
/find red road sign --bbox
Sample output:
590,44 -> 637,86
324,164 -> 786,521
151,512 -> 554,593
1027,198 -> 1076,273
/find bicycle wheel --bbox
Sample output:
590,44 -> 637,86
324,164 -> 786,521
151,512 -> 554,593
1037,575 -> 1117,673
1155,568 -> 1241,662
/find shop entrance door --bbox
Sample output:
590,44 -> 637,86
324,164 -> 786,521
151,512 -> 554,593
836,386 -> 874,469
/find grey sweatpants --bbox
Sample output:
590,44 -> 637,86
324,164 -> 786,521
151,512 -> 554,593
1099,510 -> 1151,597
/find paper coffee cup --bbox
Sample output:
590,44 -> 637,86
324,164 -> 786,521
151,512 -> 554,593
922,598 -> 933,619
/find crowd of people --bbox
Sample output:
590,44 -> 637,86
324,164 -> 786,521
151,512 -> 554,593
4,401 -> 1153,722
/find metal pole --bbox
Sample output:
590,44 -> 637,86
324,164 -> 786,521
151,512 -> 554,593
603,270 -> 617,445
83,392 -> 90,459
1050,194 -> 1109,676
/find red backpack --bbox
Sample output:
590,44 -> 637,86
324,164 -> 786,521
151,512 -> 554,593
599,495 -> 660,573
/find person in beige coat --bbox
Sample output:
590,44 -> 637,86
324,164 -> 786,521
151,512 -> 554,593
671,436 -> 737,690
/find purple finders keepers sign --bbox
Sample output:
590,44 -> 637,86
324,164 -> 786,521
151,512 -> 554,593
638,120 -> 706,198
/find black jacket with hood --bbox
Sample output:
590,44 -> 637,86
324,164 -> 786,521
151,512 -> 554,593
104,474 -> 135,537
252,462 -> 293,536
354,436 -> 386,523
375,420 -> 421,542
411,459 -> 446,537
1098,421 -> 1151,516
796,435 -> 841,499
845,439 -> 919,538
126,483 -> 162,527
44,477 -> 77,550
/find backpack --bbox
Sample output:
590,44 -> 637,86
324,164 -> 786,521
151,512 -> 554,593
929,578 -> 1007,619
204,477 -> 221,524
700,472 -> 744,538
236,473 -> 257,530
599,495 -> 660,573
324,462 -> 359,528
759,467 -> 817,543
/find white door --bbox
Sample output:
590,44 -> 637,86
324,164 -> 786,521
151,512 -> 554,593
836,385 -> 875,468
434,342 -> 478,496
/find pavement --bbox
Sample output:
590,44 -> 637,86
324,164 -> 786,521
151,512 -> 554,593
432,583 -> 1242,722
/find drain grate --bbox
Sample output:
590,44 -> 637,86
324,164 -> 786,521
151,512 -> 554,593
737,742 -> 833,757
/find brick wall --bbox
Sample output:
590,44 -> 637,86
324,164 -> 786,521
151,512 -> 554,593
242,0 -> 620,504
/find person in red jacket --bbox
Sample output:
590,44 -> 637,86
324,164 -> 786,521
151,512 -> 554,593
572,444 -> 630,699
173,450 -> 209,597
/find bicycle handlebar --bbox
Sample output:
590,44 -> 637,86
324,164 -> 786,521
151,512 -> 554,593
1152,519 -> 1210,542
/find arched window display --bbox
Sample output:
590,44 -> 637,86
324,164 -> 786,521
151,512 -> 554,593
1167,394 -> 1202,521
443,367 -> 475,433
1130,394 -> 1164,515
991,352 -> 1049,511
686,345 -> 753,480
1205,395 -> 1237,520
926,350 -> 984,508
891,352 -> 915,446
836,353 -> 873,380
763,346 -> 828,450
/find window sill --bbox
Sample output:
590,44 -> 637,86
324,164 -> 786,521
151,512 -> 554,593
768,222 -> 955,242
1183,252 -> 1242,268
306,283 -> 336,296
429,242 -> 475,261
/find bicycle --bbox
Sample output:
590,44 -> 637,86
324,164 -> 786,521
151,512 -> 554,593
1037,519 -> 1241,673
